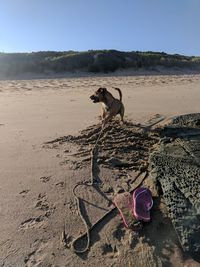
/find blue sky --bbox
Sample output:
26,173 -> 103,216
0,0 -> 199,55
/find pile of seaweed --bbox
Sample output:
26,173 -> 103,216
150,113 -> 200,260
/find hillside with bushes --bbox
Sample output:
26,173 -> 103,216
0,50 -> 200,77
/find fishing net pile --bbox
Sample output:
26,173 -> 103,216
150,113 -> 200,259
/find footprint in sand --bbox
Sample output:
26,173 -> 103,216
24,241 -> 51,267
35,200 -> 50,212
55,181 -> 64,188
19,216 -> 46,230
39,176 -> 51,183
35,193 -> 55,217
19,189 -> 30,195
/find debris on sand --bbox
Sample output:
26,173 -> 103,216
150,113 -> 200,260
43,115 -> 200,265
45,120 -> 159,172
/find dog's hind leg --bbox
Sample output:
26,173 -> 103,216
119,105 -> 125,124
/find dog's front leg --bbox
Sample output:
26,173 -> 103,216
101,106 -> 106,122
102,114 -> 113,127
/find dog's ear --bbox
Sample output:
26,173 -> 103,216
98,87 -> 107,93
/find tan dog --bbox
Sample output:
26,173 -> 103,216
90,87 -> 125,126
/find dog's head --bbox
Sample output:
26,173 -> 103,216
90,87 -> 107,103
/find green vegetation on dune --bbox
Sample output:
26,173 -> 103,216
0,50 -> 200,77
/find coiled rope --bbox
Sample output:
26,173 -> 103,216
63,125 -> 148,254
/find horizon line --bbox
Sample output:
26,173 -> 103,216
0,49 -> 199,57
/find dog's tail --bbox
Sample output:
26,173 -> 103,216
113,87 -> 122,101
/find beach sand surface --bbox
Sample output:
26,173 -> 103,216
0,74 -> 200,267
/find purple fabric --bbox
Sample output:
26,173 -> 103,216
132,187 -> 153,222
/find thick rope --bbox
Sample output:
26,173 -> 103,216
70,170 -> 147,253
64,124 -> 148,254
70,126 -> 105,253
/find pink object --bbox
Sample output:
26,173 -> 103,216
113,187 -> 153,228
132,187 -> 153,222
113,192 -> 133,228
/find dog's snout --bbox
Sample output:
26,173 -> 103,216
90,94 -> 99,103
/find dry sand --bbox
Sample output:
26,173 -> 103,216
0,74 -> 200,267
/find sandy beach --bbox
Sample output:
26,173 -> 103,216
1,74 -> 200,267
